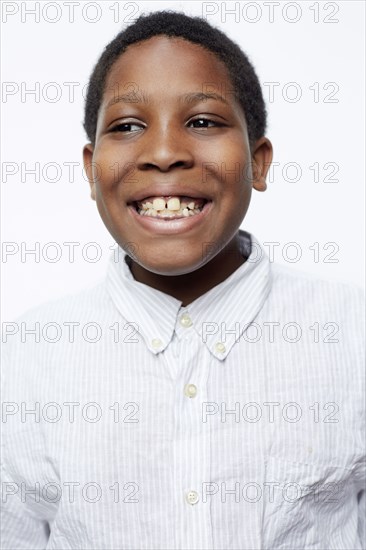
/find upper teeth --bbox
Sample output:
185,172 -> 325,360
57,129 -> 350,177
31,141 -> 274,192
138,196 -> 204,211
153,198 -> 168,210
166,197 -> 180,211
150,197 -> 180,211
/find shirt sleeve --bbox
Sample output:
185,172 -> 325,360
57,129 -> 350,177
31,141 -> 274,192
1,463 -> 50,550
357,488 -> 366,549
1,326 -> 55,549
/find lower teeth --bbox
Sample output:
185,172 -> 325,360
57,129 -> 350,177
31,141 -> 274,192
138,207 -> 202,218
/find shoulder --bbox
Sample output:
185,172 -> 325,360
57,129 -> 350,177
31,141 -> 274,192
1,280 -> 114,395
9,279 -> 112,326
270,262 -> 365,311
1,279 -> 115,368
267,262 -> 365,351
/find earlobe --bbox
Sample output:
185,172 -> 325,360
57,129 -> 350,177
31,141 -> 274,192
251,158 -> 267,192
83,143 -> 96,201
251,137 -> 273,193
253,176 -> 267,192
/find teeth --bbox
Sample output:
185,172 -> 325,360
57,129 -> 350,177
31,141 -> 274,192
152,198 -> 166,211
167,197 -> 180,211
157,210 -> 176,218
135,196 -> 208,218
138,208 -> 203,218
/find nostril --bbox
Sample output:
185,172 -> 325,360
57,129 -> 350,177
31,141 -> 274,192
172,161 -> 187,169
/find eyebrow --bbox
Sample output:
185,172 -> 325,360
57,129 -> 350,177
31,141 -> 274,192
179,92 -> 229,106
105,92 -> 148,108
105,91 -> 229,109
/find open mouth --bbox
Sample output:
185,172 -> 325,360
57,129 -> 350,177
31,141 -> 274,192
132,195 -> 210,219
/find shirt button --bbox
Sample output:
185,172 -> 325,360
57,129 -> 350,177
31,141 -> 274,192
215,342 -> 226,354
180,313 -> 192,328
151,338 -> 163,349
184,383 -> 197,398
186,490 -> 199,505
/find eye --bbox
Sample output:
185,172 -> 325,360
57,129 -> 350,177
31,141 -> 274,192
187,117 -> 225,130
110,122 -> 144,133
187,117 -> 223,129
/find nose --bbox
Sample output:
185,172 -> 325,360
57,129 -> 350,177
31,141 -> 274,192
136,124 -> 194,172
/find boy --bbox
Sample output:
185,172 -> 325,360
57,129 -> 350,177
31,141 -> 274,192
1,10 -> 364,550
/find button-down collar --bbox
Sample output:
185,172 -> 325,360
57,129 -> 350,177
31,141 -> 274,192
106,230 -> 271,360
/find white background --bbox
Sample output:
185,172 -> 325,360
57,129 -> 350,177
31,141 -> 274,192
1,0 -> 365,320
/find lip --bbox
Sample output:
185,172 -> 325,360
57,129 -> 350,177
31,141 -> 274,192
128,200 -> 213,235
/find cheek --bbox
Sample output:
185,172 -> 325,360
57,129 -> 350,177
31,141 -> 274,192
209,164 -> 253,214
215,174 -> 253,233
92,145 -> 132,191
221,188 -> 252,232
199,140 -> 252,184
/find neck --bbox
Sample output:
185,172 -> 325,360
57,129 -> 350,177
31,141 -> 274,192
128,233 -> 247,306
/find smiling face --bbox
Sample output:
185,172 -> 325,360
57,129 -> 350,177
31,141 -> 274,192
83,36 -> 272,277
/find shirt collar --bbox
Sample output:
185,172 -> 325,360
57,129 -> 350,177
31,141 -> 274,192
106,230 -> 272,360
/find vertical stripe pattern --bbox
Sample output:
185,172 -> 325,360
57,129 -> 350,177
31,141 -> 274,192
1,230 -> 365,549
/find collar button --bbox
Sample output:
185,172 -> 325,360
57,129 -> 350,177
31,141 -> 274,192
215,342 -> 226,354
151,338 -> 163,349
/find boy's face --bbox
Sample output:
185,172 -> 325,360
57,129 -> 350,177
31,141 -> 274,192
84,36 -> 272,276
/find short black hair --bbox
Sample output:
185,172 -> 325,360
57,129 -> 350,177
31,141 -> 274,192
83,10 -> 267,148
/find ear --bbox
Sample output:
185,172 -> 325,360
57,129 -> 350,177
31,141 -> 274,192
250,137 -> 273,192
83,143 -> 96,200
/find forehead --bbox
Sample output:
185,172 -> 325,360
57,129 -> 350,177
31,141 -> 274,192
103,35 -> 235,103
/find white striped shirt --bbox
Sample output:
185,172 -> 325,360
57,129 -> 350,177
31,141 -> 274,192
1,230 -> 365,550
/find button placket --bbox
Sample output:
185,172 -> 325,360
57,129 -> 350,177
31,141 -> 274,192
185,490 -> 199,505
180,313 -> 193,328
184,383 -> 198,398
176,309 -> 194,341
168,320 -> 213,548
